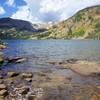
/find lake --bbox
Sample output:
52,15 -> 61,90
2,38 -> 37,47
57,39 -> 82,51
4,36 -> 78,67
1,40 -> 100,100
2,40 -> 100,72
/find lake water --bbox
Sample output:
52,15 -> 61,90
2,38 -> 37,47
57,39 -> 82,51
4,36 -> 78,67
2,40 -> 100,72
1,39 -> 100,91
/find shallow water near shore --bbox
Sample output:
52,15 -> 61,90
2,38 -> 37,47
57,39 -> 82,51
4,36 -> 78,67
0,40 -> 100,100
1,40 -> 100,71
1,40 -> 100,83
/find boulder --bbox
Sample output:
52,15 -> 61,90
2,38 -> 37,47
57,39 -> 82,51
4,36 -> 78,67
66,59 -> 78,64
7,72 -> 19,77
0,90 -> 8,97
25,78 -> 32,82
21,73 -> 33,78
0,56 -> 4,66
0,84 -> 7,90
15,86 -> 30,95
26,95 -> 35,100
0,97 -> 5,100
15,58 -> 27,63
0,45 -> 6,49
0,75 -> 3,79
7,57 -> 27,64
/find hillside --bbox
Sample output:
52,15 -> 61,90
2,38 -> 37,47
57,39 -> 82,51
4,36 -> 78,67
0,18 -> 46,39
35,5 -> 100,39
0,6 -> 100,39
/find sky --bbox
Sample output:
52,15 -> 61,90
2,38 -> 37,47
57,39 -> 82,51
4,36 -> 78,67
0,0 -> 100,23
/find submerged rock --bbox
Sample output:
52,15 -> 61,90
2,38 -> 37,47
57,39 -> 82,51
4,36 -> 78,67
0,56 -> 4,66
7,72 -> 19,77
21,73 -> 33,78
0,84 -> 7,90
0,90 -> 8,97
66,58 -> 78,64
15,86 -> 30,95
25,78 -> 32,82
27,95 -> 35,100
7,57 -> 27,64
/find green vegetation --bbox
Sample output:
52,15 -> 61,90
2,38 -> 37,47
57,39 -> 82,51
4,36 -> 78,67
34,31 -> 51,39
0,28 -> 39,39
72,27 -> 85,37
36,5 -> 100,39
94,22 -> 100,33
74,15 -> 83,22
0,6 -> 100,39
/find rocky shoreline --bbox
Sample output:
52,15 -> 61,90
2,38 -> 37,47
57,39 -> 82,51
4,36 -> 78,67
0,44 -> 100,100
0,58 -> 100,100
0,70 -> 100,100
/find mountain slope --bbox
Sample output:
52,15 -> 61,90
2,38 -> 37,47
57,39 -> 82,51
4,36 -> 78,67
36,5 -> 100,39
0,18 -> 46,39
0,18 -> 37,32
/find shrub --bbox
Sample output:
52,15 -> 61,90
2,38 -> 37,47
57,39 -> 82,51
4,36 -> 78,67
72,27 -> 85,37
94,22 -> 100,32
74,15 -> 82,22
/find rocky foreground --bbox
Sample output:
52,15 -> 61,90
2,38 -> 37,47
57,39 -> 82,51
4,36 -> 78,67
0,58 -> 100,100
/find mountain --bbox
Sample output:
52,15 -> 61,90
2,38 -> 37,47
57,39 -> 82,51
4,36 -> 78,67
35,5 -> 100,39
0,18 -> 38,32
0,18 -> 46,39
0,5 -> 100,39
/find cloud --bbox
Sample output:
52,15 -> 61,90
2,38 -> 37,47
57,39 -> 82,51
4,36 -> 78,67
6,0 -> 15,7
11,6 -> 40,23
0,6 -> 5,15
11,0 -> 100,23
39,0 -> 100,21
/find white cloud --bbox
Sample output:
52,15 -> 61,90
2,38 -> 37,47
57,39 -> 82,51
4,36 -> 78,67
6,0 -> 15,7
11,6 -> 40,23
40,0 -> 62,13
39,0 -> 100,21
0,6 -> 5,15
11,0 -> 100,23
